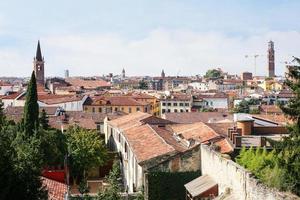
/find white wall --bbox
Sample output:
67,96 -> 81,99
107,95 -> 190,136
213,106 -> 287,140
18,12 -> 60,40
1,99 -> 14,108
105,124 -> 144,193
203,98 -> 228,109
189,82 -> 209,91
201,144 -> 298,200
160,100 -> 192,113
38,96 -> 87,111
0,85 -> 13,95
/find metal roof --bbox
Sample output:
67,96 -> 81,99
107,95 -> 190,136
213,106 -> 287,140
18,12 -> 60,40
184,174 -> 217,197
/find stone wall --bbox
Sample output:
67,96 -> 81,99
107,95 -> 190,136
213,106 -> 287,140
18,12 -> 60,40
201,144 -> 299,200
147,145 -> 201,173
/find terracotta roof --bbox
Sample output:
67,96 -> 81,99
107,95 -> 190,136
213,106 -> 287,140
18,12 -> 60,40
214,138 -> 234,153
1,91 -> 24,100
260,105 -> 282,114
150,125 -> 187,152
123,124 -> 177,163
65,78 -> 111,89
251,114 -> 290,125
5,106 -> 59,115
164,112 -> 233,124
38,95 -> 84,104
109,112 -> 151,130
0,81 -> 13,86
55,86 -> 81,92
17,93 -> 83,104
126,92 -> 157,100
164,93 -> 192,101
222,79 -> 243,84
41,177 -> 67,200
109,111 -> 175,130
196,92 -> 228,99
169,122 -> 233,153
5,106 -> 61,123
277,89 -> 294,98
206,123 -> 233,137
49,111 -> 126,130
88,96 -> 150,106
170,122 -> 219,143
37,84 -> 49,95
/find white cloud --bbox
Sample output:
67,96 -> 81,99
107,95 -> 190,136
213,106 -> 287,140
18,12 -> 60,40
1,29 -> 300,77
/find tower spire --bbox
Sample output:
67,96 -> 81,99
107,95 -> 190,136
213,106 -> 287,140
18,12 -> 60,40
36,40 -> 43,61
33,40 -> 45,85
161,69 -> 165,78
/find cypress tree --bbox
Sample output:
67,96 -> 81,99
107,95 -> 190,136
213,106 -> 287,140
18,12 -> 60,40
39,109 -> 49,130
23,71 -> 39,136
280,57 -> 300,137
269,57 -> 300,194
0,100 -> 6,128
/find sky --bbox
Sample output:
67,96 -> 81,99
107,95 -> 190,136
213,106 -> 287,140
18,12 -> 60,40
0,0 -> 300,77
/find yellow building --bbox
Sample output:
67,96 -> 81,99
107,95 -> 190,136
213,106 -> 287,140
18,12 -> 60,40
83,96 -> 151,114
258,79 -> 283,91
126,93 -> 160,116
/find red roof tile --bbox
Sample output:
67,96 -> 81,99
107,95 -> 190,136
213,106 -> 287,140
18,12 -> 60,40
65,78 -> 111,89
124,124 -> 177,163
1,91 -> 24,100
169,122 -> 233,153
42,177 -> 67,200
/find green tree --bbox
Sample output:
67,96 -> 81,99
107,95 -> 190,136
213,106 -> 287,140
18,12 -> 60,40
234,100 -> 250,113
11,132 -> 47,200
23,71 -> 39,136
275,57 -> 300,194
0,122 -> 15,199
138,80 -> 148,90
0,124 -> 47,200
0,100 -> 5,128
236,57 -> 300,195
40,128 -> 67,166
39,109 -> 49,130
98,160 -> 121,200
67,126 -> 108,182
234,98 -> 260,113
204,69 -> 222,79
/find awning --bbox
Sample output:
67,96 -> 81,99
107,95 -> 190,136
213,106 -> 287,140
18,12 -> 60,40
184,174 -> 217,197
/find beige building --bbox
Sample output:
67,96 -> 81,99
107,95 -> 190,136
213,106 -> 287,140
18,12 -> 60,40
104,112 -> 233,195
83,96 -> 151,114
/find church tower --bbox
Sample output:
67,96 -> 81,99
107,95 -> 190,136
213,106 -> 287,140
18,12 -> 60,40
161,69 -> 165,78
33,40 -> 45,85
268,40 -> 275,77
122,68 -> 126,79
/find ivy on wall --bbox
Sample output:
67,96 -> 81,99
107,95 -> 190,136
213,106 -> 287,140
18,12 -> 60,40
147,171 -> 201,200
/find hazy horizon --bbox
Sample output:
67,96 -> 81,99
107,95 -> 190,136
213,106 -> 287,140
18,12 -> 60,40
1,1 -> 300,77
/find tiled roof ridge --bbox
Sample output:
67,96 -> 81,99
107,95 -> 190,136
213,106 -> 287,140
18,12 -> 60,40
172,122 -> 219,138
202,122 -> 222,139
147,124 -> 176,151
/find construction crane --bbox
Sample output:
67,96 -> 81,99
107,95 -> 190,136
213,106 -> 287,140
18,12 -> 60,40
245,54 -> 264,76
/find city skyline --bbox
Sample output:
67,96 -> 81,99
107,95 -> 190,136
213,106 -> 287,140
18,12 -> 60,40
1,1 -> 300,77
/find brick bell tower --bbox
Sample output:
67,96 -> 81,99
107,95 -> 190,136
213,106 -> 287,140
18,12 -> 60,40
268,40 -> 275,77
33,40 -> 45,85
